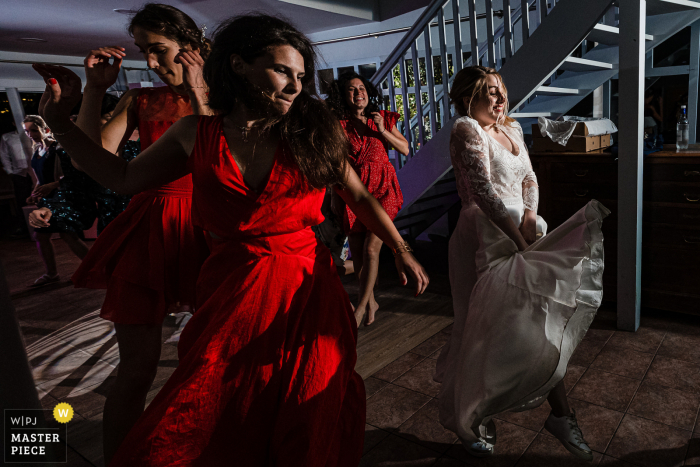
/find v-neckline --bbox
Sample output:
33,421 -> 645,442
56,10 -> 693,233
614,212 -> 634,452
220,119 -> 279,199
486,125 -> 521,157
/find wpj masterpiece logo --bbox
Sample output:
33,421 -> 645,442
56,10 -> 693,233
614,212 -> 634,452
4,403 -> 72,463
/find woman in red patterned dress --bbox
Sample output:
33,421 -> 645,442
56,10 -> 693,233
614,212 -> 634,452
67,4 -> 211,463
34,14 -> 428,466
327,72 -> 409,327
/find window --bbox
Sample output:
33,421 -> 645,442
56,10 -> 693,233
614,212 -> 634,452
337,66 -> 355,78
317,69 -> 334,95
358,63 -> 377,80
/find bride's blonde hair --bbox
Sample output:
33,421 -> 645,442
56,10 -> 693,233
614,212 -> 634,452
449,66 -> 515,125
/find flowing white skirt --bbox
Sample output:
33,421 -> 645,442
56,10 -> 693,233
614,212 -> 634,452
435,199 -> 608,443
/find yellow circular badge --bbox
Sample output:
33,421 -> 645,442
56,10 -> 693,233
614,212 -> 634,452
53,403 -> 74,423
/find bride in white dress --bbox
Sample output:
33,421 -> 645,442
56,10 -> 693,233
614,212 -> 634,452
434,66 -> 608,460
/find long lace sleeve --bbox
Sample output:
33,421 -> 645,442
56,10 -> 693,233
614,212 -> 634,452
520,141 -> 539,213
450,119 -> 509,220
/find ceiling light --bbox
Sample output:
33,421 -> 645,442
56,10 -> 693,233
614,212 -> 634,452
19,38 -> 47,43
113,8 -> 138,14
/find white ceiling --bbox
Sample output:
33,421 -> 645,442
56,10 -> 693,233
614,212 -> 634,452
0,0 -> 373,58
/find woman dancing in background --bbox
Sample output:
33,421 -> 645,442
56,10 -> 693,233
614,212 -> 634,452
34,13 -> 428,466
435,66 -> 607,460
22,115 -> 67,286
64,4 -> 211,463
327,71 -> 408,326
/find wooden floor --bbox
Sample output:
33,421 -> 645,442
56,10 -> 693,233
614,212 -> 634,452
6,235 -> 700,466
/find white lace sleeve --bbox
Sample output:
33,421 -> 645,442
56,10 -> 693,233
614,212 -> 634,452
450,119 -> 509,220
518,128 -> 539,213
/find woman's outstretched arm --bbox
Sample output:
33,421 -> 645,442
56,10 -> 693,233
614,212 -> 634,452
335,165 -> 429,295
33,64 -> 196,195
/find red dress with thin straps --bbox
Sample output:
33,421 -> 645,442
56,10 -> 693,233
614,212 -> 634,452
72,86 -> 209,324
340,109 -> 404,234
110,115 -> 365,466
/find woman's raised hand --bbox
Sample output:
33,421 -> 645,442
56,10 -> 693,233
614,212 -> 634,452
84,46 -> 126,90
175,50 -> 206,92
32,65 -> 83,130
370,112 -> 385,133
394,252 -> 430,297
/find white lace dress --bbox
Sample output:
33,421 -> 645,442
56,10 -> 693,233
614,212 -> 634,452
434,117 -> 608,444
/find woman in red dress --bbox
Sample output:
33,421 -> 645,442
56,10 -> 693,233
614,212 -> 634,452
34,13 -> 429,467
327,72 -> 409,326
67,4 -> 211,463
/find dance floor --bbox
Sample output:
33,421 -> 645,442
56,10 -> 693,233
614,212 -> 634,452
3,237 -> 700,466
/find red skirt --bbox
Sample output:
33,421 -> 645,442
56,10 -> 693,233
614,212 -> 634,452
110,228 -> 365,466
72,177 -> 209,325
345,160 -> 403,235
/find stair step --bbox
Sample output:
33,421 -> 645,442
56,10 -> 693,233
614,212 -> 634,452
587,24 -> 654,45
510,112 -> 553,118
559,57 -> 614,72
412,189 -> 459,204
647,0 -> 700,15
394,206 -> 437,223
535,86 -> 580,96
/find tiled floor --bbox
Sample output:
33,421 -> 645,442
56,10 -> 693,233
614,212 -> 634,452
4,237 -> 700,466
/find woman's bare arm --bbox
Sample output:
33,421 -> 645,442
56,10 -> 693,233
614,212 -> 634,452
335,165 -> 429,294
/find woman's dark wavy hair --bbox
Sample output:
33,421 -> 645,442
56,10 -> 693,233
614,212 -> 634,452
128,3 -> 211,60
204,13 -> 347,189
325,71 -> 381,120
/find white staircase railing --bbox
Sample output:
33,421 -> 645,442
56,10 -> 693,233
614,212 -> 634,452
370,0 -> 561,169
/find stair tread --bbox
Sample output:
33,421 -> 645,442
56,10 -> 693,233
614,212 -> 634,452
647,0 -> 700,15
535,86 -> 580,95
510,112 -> 553,118
559,56 -> 614,72
587,24 -> 654,45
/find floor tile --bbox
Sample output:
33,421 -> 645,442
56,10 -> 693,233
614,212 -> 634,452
372,352 -> 426,383
584,328 -> 616,343
365,377 -> 390,400
657,332 -> 700,366
589,344 -> 654,380
359,434 -> 439,467
396,399 -> 458,454
563,365 -> 587,395
495,401 -> 551,432
516,433 -> 603,466
445,419 -> 538,467
605,414 -> 690,467
411,332 -> 450,357
685,432 -> 700,466
67,412 -> 103,466
555,398 -> 625,454
597,454 -> 638,466
432,458 -> 469,466
363,424 -> 390,455
365,384 -> 431,431
627,381 -> 700,431
644,355 -> 700,394
569,368 -> 641,412
570,337 -> 607,367
393,358 -> 441,397
607,328 -> 666,355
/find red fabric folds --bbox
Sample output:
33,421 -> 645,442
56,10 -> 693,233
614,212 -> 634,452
71,86 -> 209,324
110,116 -> 365,466
340,110 -> 404,234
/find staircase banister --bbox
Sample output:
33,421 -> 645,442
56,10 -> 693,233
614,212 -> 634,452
370,0 -> 450,87
372,0 -> 537,89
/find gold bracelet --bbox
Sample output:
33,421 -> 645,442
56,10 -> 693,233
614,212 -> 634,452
51,124 -> 77,137
392,240 -> 413,257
